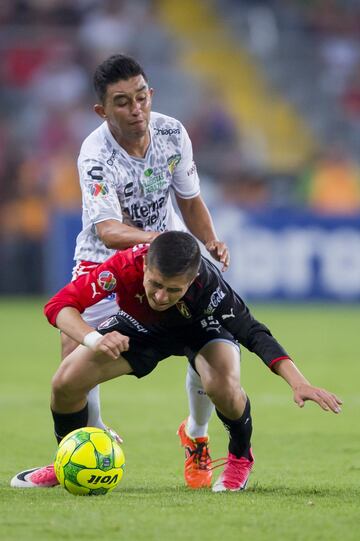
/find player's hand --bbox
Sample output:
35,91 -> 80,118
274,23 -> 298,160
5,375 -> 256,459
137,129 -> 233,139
205,240 -> 230,271
94,331 -> 129,360
292,383 -> 342,414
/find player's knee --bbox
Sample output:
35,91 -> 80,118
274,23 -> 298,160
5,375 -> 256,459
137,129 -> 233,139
51,369 -> 80,401
204,374 -> 240,406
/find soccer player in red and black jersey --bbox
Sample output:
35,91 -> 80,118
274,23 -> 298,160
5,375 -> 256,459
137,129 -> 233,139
12,232 -> 342,492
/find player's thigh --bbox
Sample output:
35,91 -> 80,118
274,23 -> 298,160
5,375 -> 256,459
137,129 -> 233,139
194,340 -> 241,392
54,345 -> 133,392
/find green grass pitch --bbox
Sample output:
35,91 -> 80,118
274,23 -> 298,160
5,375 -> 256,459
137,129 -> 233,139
0,298 -> 359,541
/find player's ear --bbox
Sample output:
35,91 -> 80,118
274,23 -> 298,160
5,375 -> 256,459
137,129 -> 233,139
94,104 -> 107,119
143,255 -> 148,272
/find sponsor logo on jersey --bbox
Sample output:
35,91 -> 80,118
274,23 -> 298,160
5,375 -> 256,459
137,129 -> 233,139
135,293 -> 145,303
141,168 -> 167,195
98,316 -> 118,330
91,282 -> 102,298
167,154 -> 181,175
87,166 -> 103,180
117,310 -> 148,333
204,286 -> 226,315
89,182 -> 109,197
123,196 -> 166,227
176,300 -> 191,319
200,316 -> 222,333
106,149 -> 117,166
97,270 -> 117,292
124,182 -> 134,197
186,161 -> 196,177
154,127 -> 180,136
222,308 -> 235,320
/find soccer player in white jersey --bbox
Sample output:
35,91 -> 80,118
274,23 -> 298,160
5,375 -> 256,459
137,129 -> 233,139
11,54 -> 229,490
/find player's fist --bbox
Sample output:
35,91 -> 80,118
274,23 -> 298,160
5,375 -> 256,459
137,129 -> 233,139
94,331 -> 129,359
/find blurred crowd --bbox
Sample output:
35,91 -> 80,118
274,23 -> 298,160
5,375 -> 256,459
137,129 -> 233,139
0,0 -> 360,293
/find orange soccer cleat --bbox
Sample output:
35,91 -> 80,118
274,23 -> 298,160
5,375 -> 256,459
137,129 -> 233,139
177,419 -> 212,489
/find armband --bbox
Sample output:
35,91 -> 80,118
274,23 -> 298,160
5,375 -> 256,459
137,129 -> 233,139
83,331 -> 102,350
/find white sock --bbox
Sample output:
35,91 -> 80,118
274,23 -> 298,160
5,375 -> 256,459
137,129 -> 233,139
185,364 -> 214,438
87,385 -> 106,429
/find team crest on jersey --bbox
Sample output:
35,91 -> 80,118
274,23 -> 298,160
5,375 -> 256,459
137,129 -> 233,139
97,271 -> 117,292
167,154 -> 181,175
89,182 -> 109,197
176,301 -> 191,319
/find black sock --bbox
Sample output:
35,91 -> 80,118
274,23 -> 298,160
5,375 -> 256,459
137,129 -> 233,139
51,403 -> 89,444
216,396 -> 252,459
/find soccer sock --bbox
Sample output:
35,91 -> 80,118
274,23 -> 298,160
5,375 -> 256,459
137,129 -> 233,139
52,403 -> 89,444
216,396 -> 252,459
186,364 -> 215,438
87,385 -> 106,429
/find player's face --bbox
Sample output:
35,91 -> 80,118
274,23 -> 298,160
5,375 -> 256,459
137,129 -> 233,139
95,75 -> 153,142
143,264 -> 194,312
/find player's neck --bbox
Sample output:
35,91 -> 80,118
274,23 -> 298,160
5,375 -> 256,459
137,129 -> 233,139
112,129 -> 150,158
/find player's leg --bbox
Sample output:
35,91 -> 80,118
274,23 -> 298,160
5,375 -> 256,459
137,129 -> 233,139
176,364 -> 215,488
51,344 -> 133,441
10,344 -> 132,489
60,297 -> 119,430
185,364 -> 215,437
194,340 -> 254,492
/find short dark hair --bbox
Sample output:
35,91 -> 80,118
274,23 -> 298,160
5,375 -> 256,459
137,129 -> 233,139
93,54 -> 148,103
147,232 -> 201,279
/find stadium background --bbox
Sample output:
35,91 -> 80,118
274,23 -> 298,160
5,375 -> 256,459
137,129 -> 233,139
0,0 -> 359,300
1,3 -> 359,540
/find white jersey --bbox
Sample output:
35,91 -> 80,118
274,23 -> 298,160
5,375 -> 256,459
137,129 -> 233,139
74,111 -> 200,263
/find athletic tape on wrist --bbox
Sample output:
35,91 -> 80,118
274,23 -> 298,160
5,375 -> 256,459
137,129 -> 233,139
83,331 -> 102,350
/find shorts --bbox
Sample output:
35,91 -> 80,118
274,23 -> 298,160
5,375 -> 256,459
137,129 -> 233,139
82,294 -> 117,327
97,311 -> 239,378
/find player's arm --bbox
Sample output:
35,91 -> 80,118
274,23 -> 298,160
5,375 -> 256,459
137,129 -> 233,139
44,253 -> 130,359
172,124 -> 229,271
55,306 -> 129,360
209,273 -> 343,413
175,194 -> 229,272
79,158 -> 159,250
272,359 -> 342,413
96,219 -> 159,250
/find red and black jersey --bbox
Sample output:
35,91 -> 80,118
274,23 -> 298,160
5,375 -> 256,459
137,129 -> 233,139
44,243 -> 290,370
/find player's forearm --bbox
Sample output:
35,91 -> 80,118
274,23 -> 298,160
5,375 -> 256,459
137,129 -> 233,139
272,359 -> 311,390
96,219 -> 159,250
176,195 -> 218,245
55,307 -> 95,345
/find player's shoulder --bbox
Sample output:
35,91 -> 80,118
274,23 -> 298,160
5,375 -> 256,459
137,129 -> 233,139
195,256 -> 223,290
150,111 -> 184,136
78,121 -> 110,162
113,243 -> 150,270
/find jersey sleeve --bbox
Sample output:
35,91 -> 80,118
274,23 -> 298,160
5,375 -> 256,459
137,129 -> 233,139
171,125 -> 201,199
44,252 -> 124,326
78,156 -> 123,224
198,261 -> 291,369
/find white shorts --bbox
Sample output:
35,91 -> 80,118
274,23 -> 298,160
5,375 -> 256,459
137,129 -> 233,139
83,294 -> 118,328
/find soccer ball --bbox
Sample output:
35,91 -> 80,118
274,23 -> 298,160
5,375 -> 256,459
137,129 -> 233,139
54,427 -> 125,496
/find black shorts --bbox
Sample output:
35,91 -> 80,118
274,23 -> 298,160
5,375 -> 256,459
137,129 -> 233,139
97,310 -> 239,378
